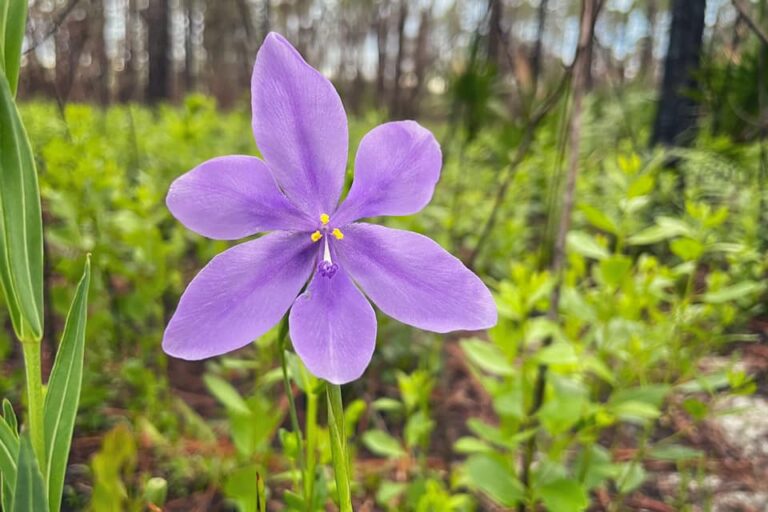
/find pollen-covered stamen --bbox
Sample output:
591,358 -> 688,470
313,213 -> 342,246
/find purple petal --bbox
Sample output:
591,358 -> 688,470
289,267 -> 376,384
167,156 -> 312,239
251,32 -> 348,217
335,224 -> 497,333
163,232 -> 317,360
334,121 -> 441,225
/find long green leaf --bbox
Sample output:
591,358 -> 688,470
0,66 -> 44,341
43,257 -> 90,512
0,1 -> 8,75
2,0 -> 26,96
11,434 -> 48,512
2,398 -> 17,434
0,413 -> 19,511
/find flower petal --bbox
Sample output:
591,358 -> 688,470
167,156 -> 312,239
335,223 -> 497,333
334,121 -> 441,225
251,32 -> 348,216
163,232 -> 317,359
289,267 -> 376,384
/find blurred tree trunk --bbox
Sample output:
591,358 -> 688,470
184,0 -> 196,93
236,0 -> 258,88
583,1 -> 600,90
93,0 -> 110,106
487,0 -> 503,67
375,3 -> 390,110
118,0 -> 139,101
261,0 -> 271,37
205,0 -> 239,107
390,0 -> 408,117
531,0 -> 549,91
408,7 -> 432,117
146,0 -> 170,103
651,0 -> 706,148
55,10 -> 88,102
640,0 -> 657,81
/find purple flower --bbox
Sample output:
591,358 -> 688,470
162,33 -> 497,384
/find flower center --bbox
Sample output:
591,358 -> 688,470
311,213 -> 343,279
310,212 -> 344,243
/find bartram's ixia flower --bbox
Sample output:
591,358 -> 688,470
163,33 -> 497,384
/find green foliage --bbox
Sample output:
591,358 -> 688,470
12,435 -> 48,512
0,14 -> 95,510
0,66 -> 43,341
0,402 -> 19,511
89,423 -> 137,512
43,259 -> 91,512
464,454 -> 523,506
0,0 -> 27,96
457,143 -> 764,508
702,40 -> 768,140
3,86 -> 763,510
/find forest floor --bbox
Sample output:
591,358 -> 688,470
56,325 -> 768,511
437,335 -> 768,512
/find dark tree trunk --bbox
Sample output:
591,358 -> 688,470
390,0 -> 408,118
487,0 -> 503,66
236,0 -> 257,88
146,0 -> 170,103
55,13 -> 88,102
118,0 -> 139,102
184,0 -> 196,93
93,0 -> 110,106
205,0 -> 240,107
261,0 -> 271,39
640,0 -> 657,81
408,7 -> 432,117
531,0 -> 549,90
375,4 -> 390,109
651,0 -> 706,147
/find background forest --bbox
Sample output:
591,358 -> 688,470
2,0 -> 768,510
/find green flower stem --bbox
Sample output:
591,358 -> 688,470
21,339 -> 46,472
304,387 -> 318,509
326,383 -> 352,512
277,321 -> 306,499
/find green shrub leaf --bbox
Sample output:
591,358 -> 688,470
539,478 -> 588,512
465,454 -> 523,506
567,230 -> 609,260
203,374 -> 251,416
43,258 -> 91,512
361,430 -> 404,458
461,338 -> 515,376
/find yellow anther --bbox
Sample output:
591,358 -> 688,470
332,228 -> 344,240
320,213 -> 330,225
310,231 -> 323,242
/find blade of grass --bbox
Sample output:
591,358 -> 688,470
0,66 -> 44,341
2,0 -> 27,96
11,434 -> 48,512
43,258 -> 91,512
